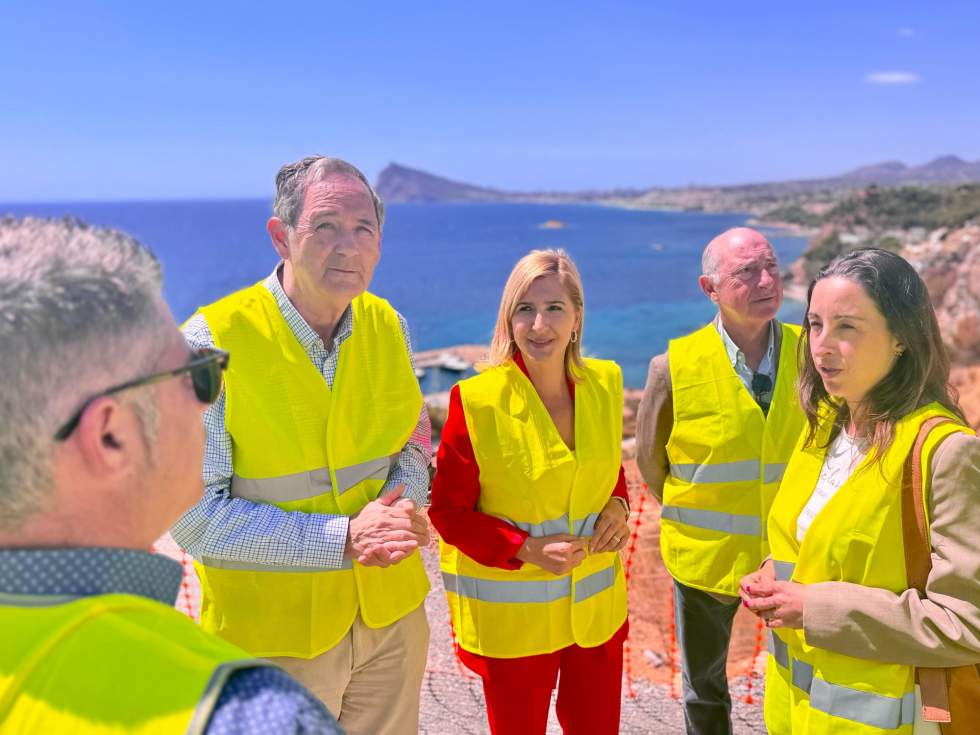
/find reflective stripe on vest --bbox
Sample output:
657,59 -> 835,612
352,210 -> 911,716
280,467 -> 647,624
669,461 -> 788,487
200,556 -> 354,572
773,560 -> 795,582
660,505 -> 763,537
230,455 -> 396,502
0,592 -> 261,735
661,322 -> 803,597
769,633 -> 916,730
509,512 -> 600,538
194,285 -> 428,658
441,357 -> 627,658
764,404 -> 973,735
442,564 -> 617,606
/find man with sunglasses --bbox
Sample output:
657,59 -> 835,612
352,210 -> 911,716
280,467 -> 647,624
0,217 -> 342,733
635,227 -> 805,735
173,156 -> 431,735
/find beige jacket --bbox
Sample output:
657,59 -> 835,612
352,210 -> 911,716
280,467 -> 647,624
804,431 -> 980,667
637,350 -> 980,666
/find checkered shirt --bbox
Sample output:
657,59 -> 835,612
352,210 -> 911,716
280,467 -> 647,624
172,267 -> 431,570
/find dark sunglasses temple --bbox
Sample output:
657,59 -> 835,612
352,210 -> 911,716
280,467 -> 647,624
53,349 -> 229,440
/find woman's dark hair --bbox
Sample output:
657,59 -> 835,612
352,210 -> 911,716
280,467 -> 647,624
799,247 -> 964,454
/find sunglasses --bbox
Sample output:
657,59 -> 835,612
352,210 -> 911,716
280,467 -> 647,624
54,347 -> 230,441
751,372 -> 773,415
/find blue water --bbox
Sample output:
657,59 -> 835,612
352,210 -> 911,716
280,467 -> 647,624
1,200 -> 807,387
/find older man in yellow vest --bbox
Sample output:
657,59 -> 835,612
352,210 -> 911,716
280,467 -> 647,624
636,227 -> 805,735
173,156 -> 431,735
0,217 -> 341,734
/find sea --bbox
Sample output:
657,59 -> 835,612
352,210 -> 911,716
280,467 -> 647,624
2,200 -> 808,389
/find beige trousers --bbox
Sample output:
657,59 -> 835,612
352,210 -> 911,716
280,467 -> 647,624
267,604 -> 429,735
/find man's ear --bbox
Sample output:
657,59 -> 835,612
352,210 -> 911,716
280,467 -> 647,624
267,217 -> 290,260
72,397 -> 141,477
698,274 -> 719,304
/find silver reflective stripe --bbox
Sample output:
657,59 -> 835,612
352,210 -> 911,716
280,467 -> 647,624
574,566 -> 616,603
230,455 -> 395,503
200,556 -> 353,573
772,633 -> 915,729
511,512 -> 599,538
335,454 -> 396,495
0,592 -> 79,607
231,468 -> 330,503
764,462 -> 788,484
774,560 -> 795,582
660,505 -> 762,537
809,675 -> 915,729
442,571 -> 570,604
669,459 -> 760,484
768,631 -> 790,668
792,657 -> 815,692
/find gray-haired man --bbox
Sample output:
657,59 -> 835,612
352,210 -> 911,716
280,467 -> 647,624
0,217 -> 341,733
636,227 -> 804,735
173,156 -> 431,735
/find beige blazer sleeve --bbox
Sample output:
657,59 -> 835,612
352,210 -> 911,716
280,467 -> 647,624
636,353 -> 672,504
802,431 -> 980,667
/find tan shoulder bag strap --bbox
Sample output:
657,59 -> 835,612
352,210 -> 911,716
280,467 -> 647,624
902,416 -> 954,723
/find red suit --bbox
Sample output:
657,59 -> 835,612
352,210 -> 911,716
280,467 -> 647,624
429,353 -> 629,734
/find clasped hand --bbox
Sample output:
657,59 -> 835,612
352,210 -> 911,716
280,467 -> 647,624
347,485 -> 430,567
738,559 -> 806,629
517,498 -> 629,575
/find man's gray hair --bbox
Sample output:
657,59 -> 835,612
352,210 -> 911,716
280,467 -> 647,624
0,217 -> 167,527
702,239 -> 722,284
272,155 -> 385,230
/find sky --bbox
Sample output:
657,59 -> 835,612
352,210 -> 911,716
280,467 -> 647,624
2,1 -> 979,201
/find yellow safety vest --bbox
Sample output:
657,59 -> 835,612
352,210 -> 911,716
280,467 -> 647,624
661,322 -> 804,596
194,283 -> 428,658
765,403 -> 973,734
0,592 -> 260,735
440,358 -> 628,658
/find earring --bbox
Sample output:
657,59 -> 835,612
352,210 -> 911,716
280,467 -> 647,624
570,330 -> 578,344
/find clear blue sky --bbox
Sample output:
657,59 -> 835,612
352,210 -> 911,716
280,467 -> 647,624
2,1 -> 978,201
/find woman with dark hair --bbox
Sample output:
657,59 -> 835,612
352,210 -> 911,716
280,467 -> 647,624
739,248 -> 980,734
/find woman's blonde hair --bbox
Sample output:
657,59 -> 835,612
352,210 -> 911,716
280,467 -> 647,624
486,249 -> 586,380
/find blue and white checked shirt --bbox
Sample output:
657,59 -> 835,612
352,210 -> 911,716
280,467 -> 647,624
172,266 -> 432,570
0,547 -> 342,734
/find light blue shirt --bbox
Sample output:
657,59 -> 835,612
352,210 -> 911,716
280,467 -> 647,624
715,317 -> 777,400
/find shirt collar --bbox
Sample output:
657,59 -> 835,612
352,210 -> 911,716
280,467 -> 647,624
716,317 -> 777,377
0,547 -> 182,606
263,264 -> 354,355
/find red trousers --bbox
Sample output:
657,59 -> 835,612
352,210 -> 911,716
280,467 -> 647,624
457,622 -> 628,735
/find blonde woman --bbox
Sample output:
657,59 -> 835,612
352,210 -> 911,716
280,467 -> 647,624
429,249 -> 631,734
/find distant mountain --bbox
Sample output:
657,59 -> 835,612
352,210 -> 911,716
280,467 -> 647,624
840,155 -> 980,185
374,156 -> 980,209
376,163 -> 644,204
376,163 -> 520,203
